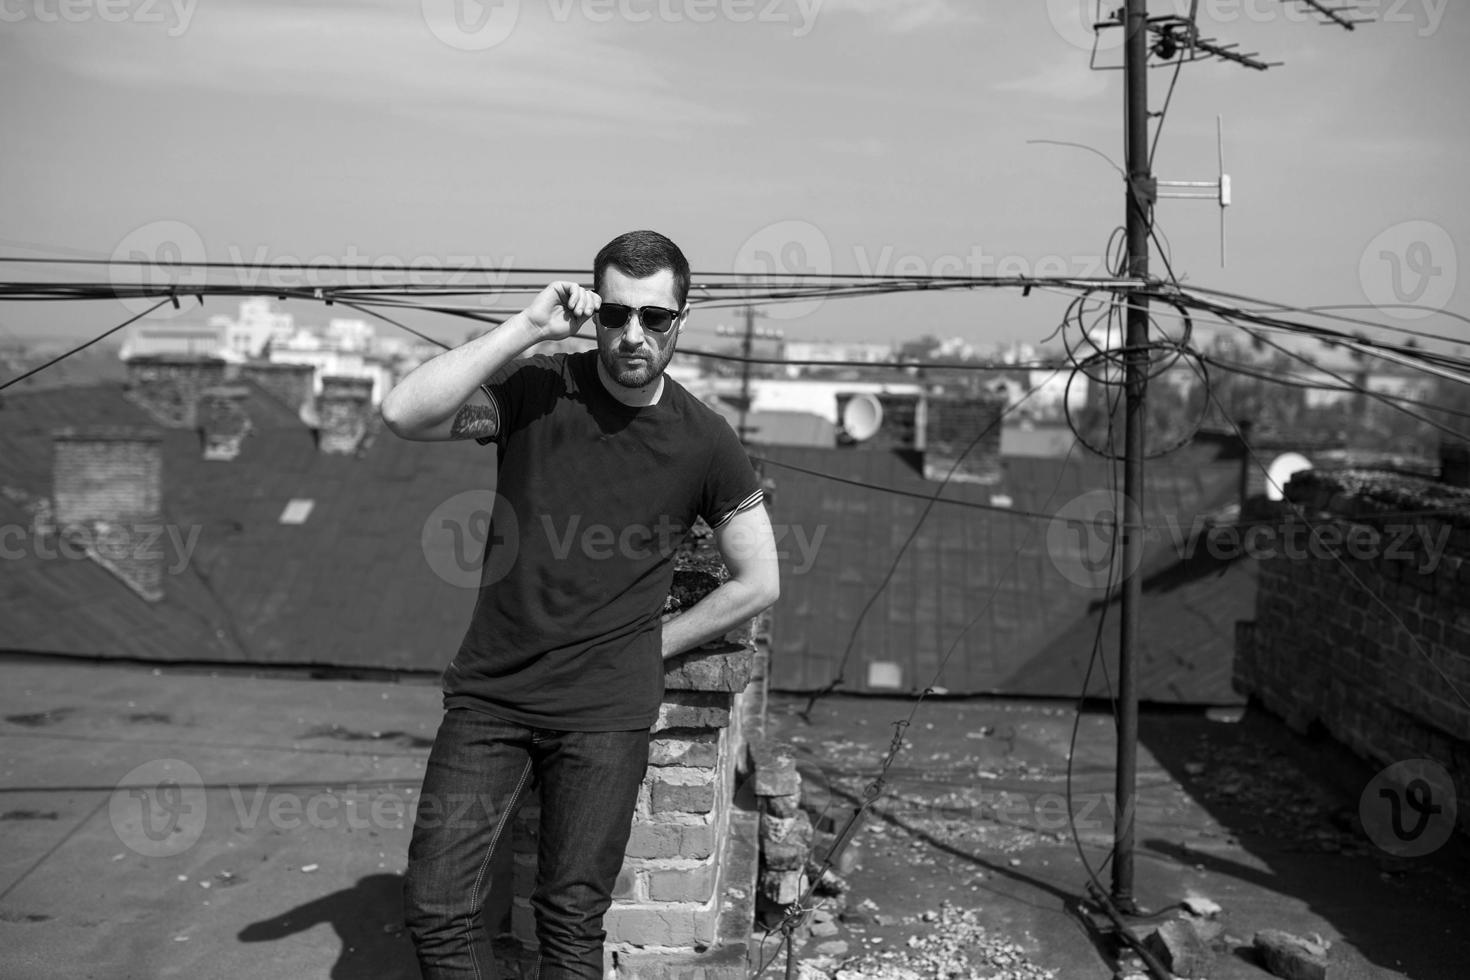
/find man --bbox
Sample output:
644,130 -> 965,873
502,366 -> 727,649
382,230 -> 780,979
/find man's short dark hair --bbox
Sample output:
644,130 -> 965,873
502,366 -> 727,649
593,230 -> 691,308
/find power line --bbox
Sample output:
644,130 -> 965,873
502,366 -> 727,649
1201,354 -> 1470,424
0,298 -> 172,391
684,347 -> 1066,373
1230,322 -> 1470,444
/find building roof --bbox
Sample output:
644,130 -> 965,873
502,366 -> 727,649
0,382 -> 485,671
999,423 -> 1078,458
2,380 -> 1252,701
1006,547 -> 1259,704
0,344 -> 128,393
757,440 -> 1248,703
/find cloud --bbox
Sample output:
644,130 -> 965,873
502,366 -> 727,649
12,0 -> 739,132
814,0 -> 978,33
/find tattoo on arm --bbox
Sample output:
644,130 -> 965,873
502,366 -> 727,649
449,400 -> 499,440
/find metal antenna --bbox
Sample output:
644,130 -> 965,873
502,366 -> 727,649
1282,0 -> 1374,30
1090,4 -> 1283,71
1157,115 -> 1231,267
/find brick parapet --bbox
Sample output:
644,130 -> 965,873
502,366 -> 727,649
498,629 -> 766,972
1235,468 -> 1470,836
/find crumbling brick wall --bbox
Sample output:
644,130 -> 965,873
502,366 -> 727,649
1234,468 -> 1470,834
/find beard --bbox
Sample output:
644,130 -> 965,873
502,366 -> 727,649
599,338 -> 675,390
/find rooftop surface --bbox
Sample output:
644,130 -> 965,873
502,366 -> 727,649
2,658 -> 1464,979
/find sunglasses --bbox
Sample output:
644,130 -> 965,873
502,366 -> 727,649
595,303 -> 682,334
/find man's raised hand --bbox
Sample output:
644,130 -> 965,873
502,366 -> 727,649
524,281 -> 600,341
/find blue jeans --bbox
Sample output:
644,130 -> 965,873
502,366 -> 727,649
403,708 -> 650,980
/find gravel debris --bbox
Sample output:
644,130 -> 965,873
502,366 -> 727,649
800,901 -> 1056,980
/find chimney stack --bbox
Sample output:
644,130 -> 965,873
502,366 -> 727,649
317,375 -> 374,455
241,361 -> 316,419
198,384 -> 253,461
51,426 -> 166,601
125,354 -> 228,428
834,392 -> 925,451
921,391 -> 1007,484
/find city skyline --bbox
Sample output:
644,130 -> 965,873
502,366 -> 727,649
1,1 -> 1465,360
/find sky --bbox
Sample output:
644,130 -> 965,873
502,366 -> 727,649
1,0 -> 1466,359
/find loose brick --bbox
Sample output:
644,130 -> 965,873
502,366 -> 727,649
653,692 -> 732,733
604,905 -> 717,947
664,646 -> 756,693
647,863 -> 717,903
749,738 -> 800,796
761,810 -> 813,848
759,868 -> 806,905
625,822 -> 716,860
762,840 -> 807,871
648,732 -> 720,768
1253,929 -> 1327,980
754,767 -> 800,797
651,779 -> 716,815
764,793 -> 801,819
748,737 -> 796,771
613,944 -> 749,980
1143,920 -> 1212,978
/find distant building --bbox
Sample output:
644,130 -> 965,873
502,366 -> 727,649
713,377 -> 925,425
220,298 -> 295,359
1027,368 -> 1086,418
1299,368 -> 1436,408
120,322 -> 228,360
122,301 -> 402,403
265,339 -> 393,404
781,340 -> 894,377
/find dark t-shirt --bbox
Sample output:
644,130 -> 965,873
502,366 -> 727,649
442,349 -> 762,731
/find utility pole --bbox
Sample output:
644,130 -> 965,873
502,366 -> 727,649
720,302 -> 782,444
1113,0 -> 1152,910
1085,0 -> 1354,930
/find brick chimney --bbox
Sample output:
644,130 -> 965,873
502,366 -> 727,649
921,391 -> 1007,484
316,375 -> 374,455
198,384 -> 253,461
834,392 -> 926,451
51,426 -> 166,601
241,361 -> 316,418
125,354 -> 228,428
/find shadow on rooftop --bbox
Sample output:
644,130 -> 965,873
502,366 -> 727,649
1137,706 -> 1470,980
238,873 -> 420,979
